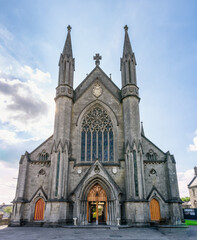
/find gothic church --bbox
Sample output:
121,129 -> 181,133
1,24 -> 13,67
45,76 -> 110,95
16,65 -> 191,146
11,26 -> 183,226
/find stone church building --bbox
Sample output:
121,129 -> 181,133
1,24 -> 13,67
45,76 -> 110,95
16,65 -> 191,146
11,26 -> 183,226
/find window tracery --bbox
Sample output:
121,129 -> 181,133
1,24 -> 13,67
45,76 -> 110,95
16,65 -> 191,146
81,106 -> 114,162
39,151 -> 49,161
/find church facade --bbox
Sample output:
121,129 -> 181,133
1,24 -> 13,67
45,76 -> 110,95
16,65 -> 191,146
11,26 -> 183,226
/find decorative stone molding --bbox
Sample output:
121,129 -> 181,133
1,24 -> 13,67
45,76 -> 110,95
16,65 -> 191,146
56,84 -> 73,99
121,84 -> 139,100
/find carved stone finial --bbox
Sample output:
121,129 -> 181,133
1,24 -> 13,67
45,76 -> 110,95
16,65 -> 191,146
124,25 -> 128,31
67,25 -> 72,32
93,53 -> 102,66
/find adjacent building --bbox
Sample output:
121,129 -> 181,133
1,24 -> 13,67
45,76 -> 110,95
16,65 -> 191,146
188,167 -> 197,208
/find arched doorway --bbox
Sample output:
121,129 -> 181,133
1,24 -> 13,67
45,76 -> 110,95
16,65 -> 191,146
150,198 -> 161,221
87,184 -> 107,224
34,198 -> 45,221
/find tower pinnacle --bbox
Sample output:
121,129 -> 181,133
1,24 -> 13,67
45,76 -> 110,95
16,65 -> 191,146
62,25 -> 73,57
121,25 -> 137,87
124,25 -> 128,31
67,25 -> 72,32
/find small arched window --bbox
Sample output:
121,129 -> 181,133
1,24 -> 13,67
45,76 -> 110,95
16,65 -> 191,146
81,106 -> 114,162
39,151 -> 49,161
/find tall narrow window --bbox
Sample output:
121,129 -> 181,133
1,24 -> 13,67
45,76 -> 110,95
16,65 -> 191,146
81,106 -> 114,162
92,131 -> 97,161
98,131 -> 102,161
104,130 -> 108,161
87,131 -> 91,161
81,131 -> 85,161
109,130 -> 114,161
133,150 -> 139,197
55,152 -> 60,197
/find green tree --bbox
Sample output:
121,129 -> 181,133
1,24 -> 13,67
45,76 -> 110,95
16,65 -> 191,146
181,197 -> 190,202
3,206 -> 13,214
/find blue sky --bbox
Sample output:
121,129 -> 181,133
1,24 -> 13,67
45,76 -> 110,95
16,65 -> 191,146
0,0 -> 197,202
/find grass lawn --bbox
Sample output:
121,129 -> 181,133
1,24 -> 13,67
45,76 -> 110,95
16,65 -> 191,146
185,219 -> 197,225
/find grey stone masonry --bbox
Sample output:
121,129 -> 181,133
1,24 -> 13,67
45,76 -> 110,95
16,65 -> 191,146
10,26 -> 183,227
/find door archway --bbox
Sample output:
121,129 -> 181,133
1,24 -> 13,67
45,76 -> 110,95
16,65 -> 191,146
150,198 -> 161,221
34,198 -> 45,221
87,184 -> 107,224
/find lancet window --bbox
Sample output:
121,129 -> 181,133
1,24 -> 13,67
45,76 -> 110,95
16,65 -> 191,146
81,106 -> 114,162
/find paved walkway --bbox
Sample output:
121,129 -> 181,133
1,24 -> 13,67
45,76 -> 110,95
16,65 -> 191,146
0,225 -> 197,240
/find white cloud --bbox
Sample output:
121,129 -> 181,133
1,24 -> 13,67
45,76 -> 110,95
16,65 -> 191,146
188,130 -> 197,152
0,129 -> 40,147
0,73 -> 55,143
20,65 -> 51,83
177,169 -> 194,197
0,161 -> 18,204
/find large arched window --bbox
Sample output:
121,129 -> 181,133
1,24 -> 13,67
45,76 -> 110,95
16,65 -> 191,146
81,106 -> 114,162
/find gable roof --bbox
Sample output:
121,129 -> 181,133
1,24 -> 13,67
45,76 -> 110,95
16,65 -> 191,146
74,66 -> 121,102
188,176 -> 197,188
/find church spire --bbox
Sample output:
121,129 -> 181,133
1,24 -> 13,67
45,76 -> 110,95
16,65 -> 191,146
121,25 -> 137,87
58,25 -> 75,87
62,25 -> 73,57
123,25 -> 133,57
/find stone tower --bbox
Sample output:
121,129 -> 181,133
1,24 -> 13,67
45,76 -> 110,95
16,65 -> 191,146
121,26 -> 147,222
46,26 -> 74,221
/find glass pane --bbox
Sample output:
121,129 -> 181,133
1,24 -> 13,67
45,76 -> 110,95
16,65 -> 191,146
109,130 -> 114,161
98,131 -> 102,161
92,131 -> 96,161
133,150 -> 139,196
87,131 -> 91,161
104,130 -> 108,161
81,131 -> 85,161
55,152 -> 60,197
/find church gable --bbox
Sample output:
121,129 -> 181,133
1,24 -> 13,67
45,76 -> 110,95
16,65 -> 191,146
141,135 -> 166,162
74,66 -> 121,102
30,135 -> 53,161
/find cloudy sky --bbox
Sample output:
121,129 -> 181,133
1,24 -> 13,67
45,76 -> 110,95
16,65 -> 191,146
0,0 -> 197,203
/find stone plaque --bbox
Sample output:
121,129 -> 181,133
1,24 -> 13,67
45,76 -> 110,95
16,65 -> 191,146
93,82 -> 102,98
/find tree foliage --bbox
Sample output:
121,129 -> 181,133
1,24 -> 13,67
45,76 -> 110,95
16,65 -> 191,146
3,206 -> 13,214
181,197 -> 190,202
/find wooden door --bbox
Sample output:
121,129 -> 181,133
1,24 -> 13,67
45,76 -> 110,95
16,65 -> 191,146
34,198 -> 45,221
87,184 -> 107,223
150,198 -> 161,221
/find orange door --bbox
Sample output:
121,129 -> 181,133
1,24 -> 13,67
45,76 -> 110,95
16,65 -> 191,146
150,198 -> 161,221
87,184 -> 107,223
34,198 -> 45,221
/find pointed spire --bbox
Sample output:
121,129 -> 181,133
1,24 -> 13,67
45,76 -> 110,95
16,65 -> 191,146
123,25 -> 133,57
62,25 -> 73,57
141,122 -> 145,136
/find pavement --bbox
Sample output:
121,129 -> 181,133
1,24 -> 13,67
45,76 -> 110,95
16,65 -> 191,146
0,225 -> 197,240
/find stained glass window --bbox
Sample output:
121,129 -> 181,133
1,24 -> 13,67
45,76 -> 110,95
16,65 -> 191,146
81,106 -> 114,162
81,131 -> 85,161
87,131 -> 91,161
104,130 -> 108,161
133,150 -> 138,197
109,130 -> 114,161
98,131 -> 102,161
55,152 -> 60,197
92,131 -> 97,161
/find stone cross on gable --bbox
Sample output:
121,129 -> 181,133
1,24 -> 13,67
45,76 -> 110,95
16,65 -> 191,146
93,53 -> 102,66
